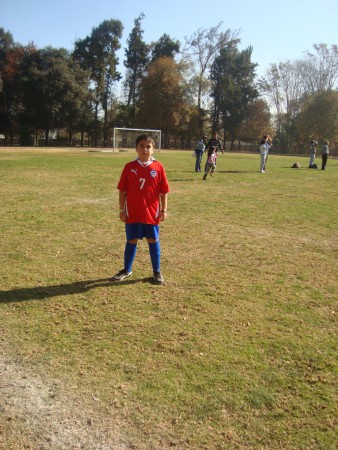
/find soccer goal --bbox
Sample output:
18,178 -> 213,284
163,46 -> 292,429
113,128 -> 162,151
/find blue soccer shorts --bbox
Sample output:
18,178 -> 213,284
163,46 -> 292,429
125,223 -> 160,241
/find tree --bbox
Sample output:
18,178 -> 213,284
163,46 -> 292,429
183,23 -> 239,111
0,27 -> 14,52
210,45 -> 258,148
239,99 -> 272,149
295,90 -> 338,146
124,13 -> 149,119
20,47 -> 90,145
73,19 -> 123,146
260,61 -> 305,151
298,44 -> 338,94
136,57 -> 192,148
260,43 -> 338,151
0,30 -> 35,145
112,103 -> 135,128
150,34 -> 180,62
0,28 -> 15,140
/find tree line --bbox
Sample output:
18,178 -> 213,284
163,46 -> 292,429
0,16 -> 337,152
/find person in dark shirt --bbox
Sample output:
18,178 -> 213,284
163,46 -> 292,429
321,141 -> 330,170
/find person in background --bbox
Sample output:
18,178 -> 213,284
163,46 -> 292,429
321,141 -> 330,170
262,134 -> 272,173
309,140 -> 318,167
259,136 -> 268,173
194,136 -> 207,172
259,135 -> 272,173
203,146 -> 217,180
205,131 -> 223,171
112,134 -> 170,285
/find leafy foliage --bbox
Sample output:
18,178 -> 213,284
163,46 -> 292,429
150,33 -> 180,62
210,45 -> 258,146
0,21 -> 337,151
19,47 -> 90,145
260,44 -> 338,150
136,57 -> 192,146
73,19 -> 123,146
124,13 -> 149,112
296,90 -> 338,143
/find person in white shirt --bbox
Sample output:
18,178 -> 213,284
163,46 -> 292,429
259,135 -> 272,173
309,140 -> 318,167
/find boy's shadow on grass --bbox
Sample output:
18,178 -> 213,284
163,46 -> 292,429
0,277 -> 153,304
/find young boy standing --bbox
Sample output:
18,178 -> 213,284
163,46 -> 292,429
112,134 -> 170,284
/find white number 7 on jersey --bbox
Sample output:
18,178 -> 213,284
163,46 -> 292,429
139,178 -> 146,189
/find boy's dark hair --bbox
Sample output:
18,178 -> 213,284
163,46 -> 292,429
136,134 -> 155,146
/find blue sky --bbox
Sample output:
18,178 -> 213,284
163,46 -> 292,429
2,0 -> 338,81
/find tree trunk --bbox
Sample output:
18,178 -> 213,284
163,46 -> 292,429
94,102 -> 99,147
45,128 -> 49,146
68,125 -> 73,146
80,118 -> 84,147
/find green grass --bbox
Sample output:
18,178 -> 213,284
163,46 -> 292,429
0,148 -> 337,449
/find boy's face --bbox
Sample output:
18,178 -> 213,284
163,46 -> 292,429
136,139 -> 154,162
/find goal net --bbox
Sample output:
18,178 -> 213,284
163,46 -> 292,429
113,128 -> 162,151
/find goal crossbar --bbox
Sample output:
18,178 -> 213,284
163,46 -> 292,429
113,128 -> 161,150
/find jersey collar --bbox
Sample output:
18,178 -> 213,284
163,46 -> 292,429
136,158 -> 156,167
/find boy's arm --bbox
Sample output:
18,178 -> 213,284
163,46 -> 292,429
119,190 -> 127,221
159,193 -> 168,221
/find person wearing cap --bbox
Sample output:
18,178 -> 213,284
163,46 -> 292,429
194,135 -> 207,172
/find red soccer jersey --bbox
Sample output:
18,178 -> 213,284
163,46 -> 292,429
117,158 -> 170,224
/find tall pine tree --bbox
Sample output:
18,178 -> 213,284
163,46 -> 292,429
124,14 -> 149,120
210,45 -> 258,148
73,19 -> 123,146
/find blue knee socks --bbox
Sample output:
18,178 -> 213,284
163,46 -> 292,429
124,241 -> 161,273
148,241 -> 161,273
124,242 -> 137,273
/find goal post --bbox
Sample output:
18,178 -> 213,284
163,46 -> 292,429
113,128 -> 162,151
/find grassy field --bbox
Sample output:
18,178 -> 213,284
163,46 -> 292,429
0,147 -> 337,449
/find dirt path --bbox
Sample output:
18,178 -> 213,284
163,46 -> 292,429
0,356 -> 129,449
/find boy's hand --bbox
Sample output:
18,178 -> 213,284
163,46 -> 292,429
119,210 -> 126,221
160,211 -> 167,221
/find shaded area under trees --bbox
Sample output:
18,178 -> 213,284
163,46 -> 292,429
0,23 -> 337,152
